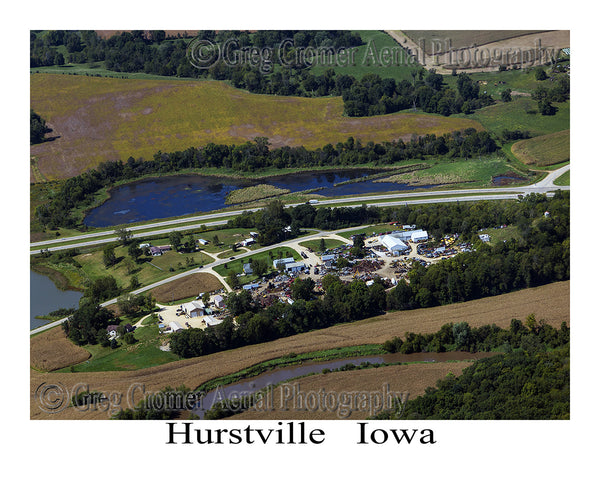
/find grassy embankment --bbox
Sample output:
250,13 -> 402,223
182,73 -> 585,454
298,239 -> 347,252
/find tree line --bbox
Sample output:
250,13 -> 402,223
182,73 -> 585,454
374,344 -> 569,420
35,128 -> 498,229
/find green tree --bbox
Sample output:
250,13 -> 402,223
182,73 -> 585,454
227,270 -> 240,289
291,277 -> 316,301
128,241 -> 143,262
103,245 -> 117,268
500,88 -> 512,102
319,238 -> 326,252
115,227 -> 133,245
252,258 -> 269,278
30,110 -> 49,144
169,231 -> 183,250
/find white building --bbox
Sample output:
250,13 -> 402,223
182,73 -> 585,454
410,230 -> 428,243
273,257 -> 296,269
479,234 -> 490,242
381,235 -> 410,255
285,261 -> 305,273
197,238 -> 209,246
213,294 -> 225,308
183,300 -> 205,317
203,316 -> 223,327
169,321 -> 183,332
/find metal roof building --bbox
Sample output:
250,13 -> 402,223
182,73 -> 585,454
381,235 -> 410,254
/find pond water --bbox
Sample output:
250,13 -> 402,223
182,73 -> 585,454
192,351 -> 499,419
83,170 -> 434,228
30,270 -> 82,330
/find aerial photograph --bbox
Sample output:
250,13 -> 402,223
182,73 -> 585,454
29,29 -> 570,423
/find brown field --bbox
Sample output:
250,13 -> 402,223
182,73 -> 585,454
228,361 -> 477,420
30,74 -> 483,181
30,281 -> 569,419
390,30 -> 569,73
31,327 -> 90,372
149,273 -> 225,303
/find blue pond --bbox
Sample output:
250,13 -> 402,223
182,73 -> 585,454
83,169 -> 432,228
30,270 -> 82,330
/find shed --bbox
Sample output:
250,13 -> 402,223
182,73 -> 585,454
243,283 -> 261,290
203,316 -> 223,327
169,321 -> 183,332
197,238 -> 209,246
213,294 -> 225,308
321,254 -> 337,262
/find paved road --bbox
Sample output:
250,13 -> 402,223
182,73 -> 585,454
29,165 -> 570,335
29,226 -> 362,336
30,164 -> 569,254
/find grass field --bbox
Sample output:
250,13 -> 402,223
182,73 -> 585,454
73,242 -> 212,290
458,97 -> 570,138
30,73 -> 483,181
476,225 -> 523,246
30,280 -> 569,419
511,129 -> 570,166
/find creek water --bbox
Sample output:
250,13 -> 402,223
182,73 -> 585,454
192,351 -> 498,419
30,270 -> 82,329
83,170 -> 435,228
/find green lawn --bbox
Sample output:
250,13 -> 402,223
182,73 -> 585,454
457,97 -> 570,138
59,324 -> 179,372
309,30 -> 424,82
477,224 -> 522,246
554,170 -> 570,186
298,238 -> 346,253
74,242 -> 212,290
511,129 -> 570,167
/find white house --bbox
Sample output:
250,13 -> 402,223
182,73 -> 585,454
381,235 -> 410,255
197,238 -> 209,246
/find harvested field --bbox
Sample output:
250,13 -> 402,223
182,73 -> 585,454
512,129 -> 570,166
30,74 -> 483,180
227,361 -> 477,420
31,327 -> 90,372
148,273 -> 225,303
30,281 -> 568,419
